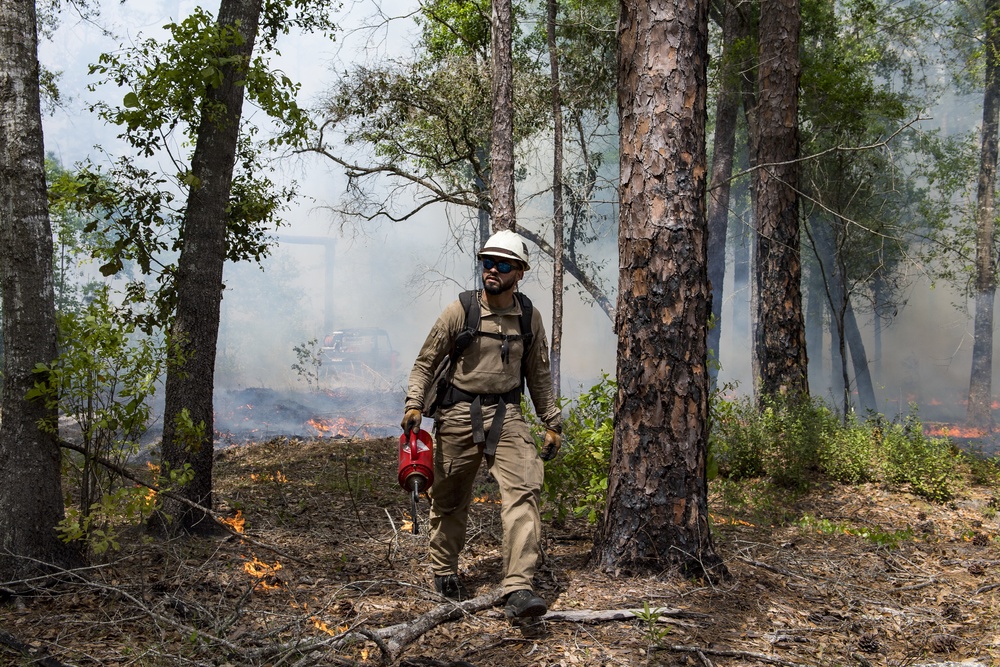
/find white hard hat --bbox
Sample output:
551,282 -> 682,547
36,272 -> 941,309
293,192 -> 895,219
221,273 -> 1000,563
478,229 -> 531,271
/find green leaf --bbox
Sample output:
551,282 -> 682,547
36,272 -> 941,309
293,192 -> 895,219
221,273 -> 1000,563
123,91 -> 140,108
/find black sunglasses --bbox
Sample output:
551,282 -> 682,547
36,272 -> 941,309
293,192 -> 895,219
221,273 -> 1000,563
482,257 -> 517,274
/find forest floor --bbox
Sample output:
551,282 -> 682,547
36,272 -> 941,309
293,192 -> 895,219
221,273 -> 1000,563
1,434 -> 999,667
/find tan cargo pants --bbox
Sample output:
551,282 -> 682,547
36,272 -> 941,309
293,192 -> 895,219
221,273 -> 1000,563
428,400 -> 544,595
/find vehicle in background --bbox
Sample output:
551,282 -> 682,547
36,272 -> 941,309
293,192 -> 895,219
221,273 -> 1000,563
321,327 -> 400,388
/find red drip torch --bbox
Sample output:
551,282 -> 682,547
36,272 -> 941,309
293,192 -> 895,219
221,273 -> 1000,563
397,429 -> 434,534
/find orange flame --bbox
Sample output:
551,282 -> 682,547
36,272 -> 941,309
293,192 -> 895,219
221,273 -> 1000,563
243,557 -> 283,590
308,416 -> 362,438
311,617 -> 346,636
923,424 -> 989,438
250,471 -> 288,484
219,510 -> 245,534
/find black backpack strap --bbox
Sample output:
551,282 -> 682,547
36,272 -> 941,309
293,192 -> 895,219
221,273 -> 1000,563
454,290 -> 481,356
514,292 -> 534,389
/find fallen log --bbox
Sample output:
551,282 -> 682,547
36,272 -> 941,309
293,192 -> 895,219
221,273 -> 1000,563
540,606 -> 708,623
0,628 -> 71,667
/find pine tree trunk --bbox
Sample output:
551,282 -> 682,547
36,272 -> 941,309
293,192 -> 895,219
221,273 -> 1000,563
0,0 -> 75,578
490,0 -> 515,232
157,0 -> 263,535
968,0 -> 1000,430
593,0 -> 726,580
752,0 -> 808,401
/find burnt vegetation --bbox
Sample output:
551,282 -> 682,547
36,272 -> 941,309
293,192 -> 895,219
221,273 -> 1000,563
1,412 -> 999,666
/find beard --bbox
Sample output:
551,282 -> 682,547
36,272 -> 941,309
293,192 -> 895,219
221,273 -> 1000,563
483,280 -> 508,296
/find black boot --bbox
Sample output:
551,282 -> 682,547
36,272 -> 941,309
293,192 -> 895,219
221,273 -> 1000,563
503,589 -> 547,618
434,574 -> 468,601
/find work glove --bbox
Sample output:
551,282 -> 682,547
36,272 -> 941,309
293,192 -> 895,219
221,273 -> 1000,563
401,408 -> 423,435
540,429 -> 562,461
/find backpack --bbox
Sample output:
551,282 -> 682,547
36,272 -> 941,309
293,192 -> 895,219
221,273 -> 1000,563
422,290 -> 534,418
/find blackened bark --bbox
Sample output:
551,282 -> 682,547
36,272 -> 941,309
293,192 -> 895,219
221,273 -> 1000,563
707,0 -> 748,389
0,0 -> 75,578
593,0 -> 726,580
968,0 -> 1000,429
491,0 -> 515,232
156,0 -> 263,535
753,0 -> 808,401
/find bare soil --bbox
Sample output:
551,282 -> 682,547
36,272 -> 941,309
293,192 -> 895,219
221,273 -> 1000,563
2,434 -> 998,666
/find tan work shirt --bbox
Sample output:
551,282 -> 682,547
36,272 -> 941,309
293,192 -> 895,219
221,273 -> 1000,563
405,292 -> 562,432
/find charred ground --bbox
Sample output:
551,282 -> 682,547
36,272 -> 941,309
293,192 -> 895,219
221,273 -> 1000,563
1,434 -> 998,666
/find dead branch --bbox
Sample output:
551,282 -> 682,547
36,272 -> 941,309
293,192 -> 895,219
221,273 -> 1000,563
975,582 -> 1000,595
662,643 -> 811,667
371,588 -> 504,662
0,628 -> 71,667
539,606 -> 708,623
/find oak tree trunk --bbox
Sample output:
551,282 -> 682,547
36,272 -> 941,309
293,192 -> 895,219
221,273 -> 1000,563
0,0 -> 75,579
157,0 -> 263,535
593,0 -> 726,580
752,0 -> 808,401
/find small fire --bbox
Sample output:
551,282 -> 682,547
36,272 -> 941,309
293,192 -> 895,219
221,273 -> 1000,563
219,510 -> 245,533
923,423 -> 989,439
710,514 -> 757,527
473,495 -> 501,505
311,616 -> 346,636
243,556 -> 283,590
308,416 -> 361,437
250,471 -> 288,484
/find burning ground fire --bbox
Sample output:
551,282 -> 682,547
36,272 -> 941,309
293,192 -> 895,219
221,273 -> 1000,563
922,423 -> 990,439
307,416 -> 371,439
213,387 -> 401,443
243,556 -> 283,590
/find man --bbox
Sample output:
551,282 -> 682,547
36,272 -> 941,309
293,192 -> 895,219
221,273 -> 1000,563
401,230 -> 563,619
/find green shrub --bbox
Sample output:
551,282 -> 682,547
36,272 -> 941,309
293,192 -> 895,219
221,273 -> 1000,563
529,374 -> 615,524
709,395 -> 766,480
711,393 -> 837,490
28,287 -> 165,555
881,415 -> 957,502
818,414 -> 881,484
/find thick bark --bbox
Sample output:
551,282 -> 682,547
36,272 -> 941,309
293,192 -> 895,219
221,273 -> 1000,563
490,0 -> 515,232
157,0 -> 263,535
593,0 -> 726,579
968,0 -> 1000,430
752,0 -> 808,401
707,0 -> 748,388
0,0 -> 76,579
547,0 -> 565,397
